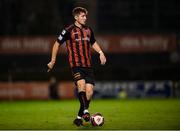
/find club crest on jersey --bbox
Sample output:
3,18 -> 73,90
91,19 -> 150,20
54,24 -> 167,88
84,29 -> 91,36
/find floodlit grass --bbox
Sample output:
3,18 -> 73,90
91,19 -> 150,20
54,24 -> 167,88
0,98 -> 180,130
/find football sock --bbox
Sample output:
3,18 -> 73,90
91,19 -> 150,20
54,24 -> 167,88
87,100 -> 91,109
78,91 -> 88,116
78,106 -> 83,117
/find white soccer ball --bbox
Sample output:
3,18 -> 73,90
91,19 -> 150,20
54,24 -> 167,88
90,112 -> 104,126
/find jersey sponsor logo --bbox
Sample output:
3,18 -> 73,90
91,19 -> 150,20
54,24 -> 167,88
73,32 -> 78,35
75,37 -> 90,42
75,38 -> 81,42
82,37 -> 90,41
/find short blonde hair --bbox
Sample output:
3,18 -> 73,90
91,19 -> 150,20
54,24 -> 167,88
72,7 -> 88,17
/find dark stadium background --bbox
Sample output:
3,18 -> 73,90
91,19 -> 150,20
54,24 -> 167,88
0,0 -> 180,99
0,0 -> 180,130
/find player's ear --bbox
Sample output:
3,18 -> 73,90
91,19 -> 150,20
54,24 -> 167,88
74,15 -> 78,20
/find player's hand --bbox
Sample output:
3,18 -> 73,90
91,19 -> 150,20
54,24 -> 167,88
99,52 -> 106,65
47,61 -> 55,72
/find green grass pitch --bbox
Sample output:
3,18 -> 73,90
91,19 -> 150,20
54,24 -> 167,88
0,98 -> 180,130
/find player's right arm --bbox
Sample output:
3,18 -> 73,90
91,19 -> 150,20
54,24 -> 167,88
47,28 -> 69,72
47,41 -> 59,72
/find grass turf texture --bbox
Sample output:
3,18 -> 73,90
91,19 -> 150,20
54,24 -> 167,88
0,98 -> 180,130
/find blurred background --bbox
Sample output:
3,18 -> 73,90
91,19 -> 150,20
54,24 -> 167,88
0,0 -> 180,100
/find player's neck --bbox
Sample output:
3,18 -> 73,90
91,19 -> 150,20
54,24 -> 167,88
74,21 -> 82,29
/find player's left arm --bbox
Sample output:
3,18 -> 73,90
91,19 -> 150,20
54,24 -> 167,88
92,42 -> 106,65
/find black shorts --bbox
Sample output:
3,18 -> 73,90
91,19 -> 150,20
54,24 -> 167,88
71,67 -> 95,86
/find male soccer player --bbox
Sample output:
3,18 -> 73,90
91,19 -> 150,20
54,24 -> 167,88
47,7 -> 106,126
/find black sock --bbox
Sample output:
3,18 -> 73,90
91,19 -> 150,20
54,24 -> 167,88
87,100 -> 91,109
78,106 -> 83,117
78,91 -> 87,116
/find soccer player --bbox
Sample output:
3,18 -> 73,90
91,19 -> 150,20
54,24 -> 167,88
47,7 -> 106,126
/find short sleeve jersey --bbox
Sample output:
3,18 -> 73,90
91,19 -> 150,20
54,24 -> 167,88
57,24 -> 96,68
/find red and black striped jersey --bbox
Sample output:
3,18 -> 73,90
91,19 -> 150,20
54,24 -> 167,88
57,24 -> 96,68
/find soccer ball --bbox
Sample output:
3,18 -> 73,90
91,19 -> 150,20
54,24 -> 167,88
90,112 -> 104,126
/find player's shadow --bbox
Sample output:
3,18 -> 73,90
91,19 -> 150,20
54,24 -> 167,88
76,125 -> 103,130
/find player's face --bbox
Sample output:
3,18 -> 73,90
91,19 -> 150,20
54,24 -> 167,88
76,12 -> 87,25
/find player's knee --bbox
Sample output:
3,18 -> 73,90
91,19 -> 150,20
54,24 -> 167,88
77,79 -> 86,92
